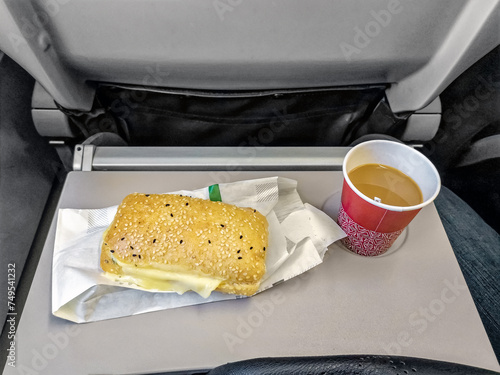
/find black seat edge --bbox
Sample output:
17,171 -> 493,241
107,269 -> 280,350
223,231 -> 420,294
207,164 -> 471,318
206,355 -> 500,375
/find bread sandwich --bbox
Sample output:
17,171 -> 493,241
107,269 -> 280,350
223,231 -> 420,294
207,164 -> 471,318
100,193 -> 268,297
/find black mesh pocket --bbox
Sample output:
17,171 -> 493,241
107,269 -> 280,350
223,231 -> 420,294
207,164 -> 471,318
93,85 -> 392,147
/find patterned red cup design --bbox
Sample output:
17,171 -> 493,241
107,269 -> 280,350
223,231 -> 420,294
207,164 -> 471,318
339,141 -> 440,256
338,206 -> 403,256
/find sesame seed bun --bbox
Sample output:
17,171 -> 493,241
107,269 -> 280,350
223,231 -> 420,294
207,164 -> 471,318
100,193 -> 268,297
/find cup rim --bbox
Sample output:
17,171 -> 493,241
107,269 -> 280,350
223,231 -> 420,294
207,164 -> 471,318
342,140 -> 441,212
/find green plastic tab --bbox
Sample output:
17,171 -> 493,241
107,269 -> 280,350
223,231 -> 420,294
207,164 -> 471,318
208,184 -> 222,202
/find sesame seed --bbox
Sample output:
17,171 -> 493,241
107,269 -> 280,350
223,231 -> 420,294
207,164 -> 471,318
121,237 -> 125,241
110,250 -> 115,253
238,256 -> 242,260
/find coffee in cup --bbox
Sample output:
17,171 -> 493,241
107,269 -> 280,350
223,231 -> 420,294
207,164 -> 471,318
338,140 -> 441,256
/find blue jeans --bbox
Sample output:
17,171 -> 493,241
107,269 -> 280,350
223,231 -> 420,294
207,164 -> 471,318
435,186 -> 500,362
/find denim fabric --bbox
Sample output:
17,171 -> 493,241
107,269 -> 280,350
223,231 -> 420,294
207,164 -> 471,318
435,186 -> 500,361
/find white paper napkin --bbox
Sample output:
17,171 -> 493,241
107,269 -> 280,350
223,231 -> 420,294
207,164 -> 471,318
52,177 -> 346,323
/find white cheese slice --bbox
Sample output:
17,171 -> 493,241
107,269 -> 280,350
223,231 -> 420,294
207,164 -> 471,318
110,257 -> 224,298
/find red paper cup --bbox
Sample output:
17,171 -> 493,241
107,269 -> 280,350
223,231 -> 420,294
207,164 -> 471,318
338,140 -> 441,256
